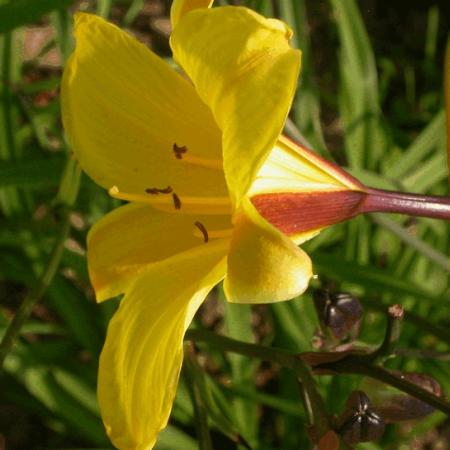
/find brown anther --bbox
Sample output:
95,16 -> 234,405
173,143 -> 188,159
145,186 -> 173,194
172,192 -> 181,210
194,221 -> 209,243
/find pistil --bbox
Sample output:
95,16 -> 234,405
193,226 -> 233,240
176,153 -> 223,170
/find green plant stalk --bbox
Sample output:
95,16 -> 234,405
185,329 -> 450,416
186,329 -> 333,440
0,206 -> 71,367
366,304 -> 403,363
326,360 -> 450,415
362,297 -> 450,344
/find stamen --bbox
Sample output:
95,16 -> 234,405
193,227 -> 233,240
178,154 -> 223,170
145,186 -> 173,194
194,221 -> 209,243
173,143 -> 188,159
172,192 -> 182,210
172,142 -> 222,170
109,186 -> 232,214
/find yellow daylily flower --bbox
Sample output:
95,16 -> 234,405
61,2 -> 365,449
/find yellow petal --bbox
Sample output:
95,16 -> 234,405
61,13 -> 227,198
170,0 -> 213,29
250,135 -> 365,196
170,6 -> 301,204
98,240 -> 227,450
224,200 -> 312,303
88,202 -> 232,301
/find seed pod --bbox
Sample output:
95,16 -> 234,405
336,391 -> 385,444
313,290 -> 363,340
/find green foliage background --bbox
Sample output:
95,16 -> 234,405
0,0 -> 448,449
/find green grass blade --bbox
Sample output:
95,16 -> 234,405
385,109 -> 445,179
330,0 -> 385,169
312,252 -> 443,302
279,0 -> 327,154
0,154 -> 65,188
223,293 -> 258,447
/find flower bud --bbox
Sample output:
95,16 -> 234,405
336,391 -> 385,444
313,290 -> 363,340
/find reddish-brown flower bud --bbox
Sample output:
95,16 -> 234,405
251,190 -> 366,236
313,290 -> 363,340
336,391 -> 385,444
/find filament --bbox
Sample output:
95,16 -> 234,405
178,154 -> 223,170
109,186 -> 232,215
193,227 -> 233,240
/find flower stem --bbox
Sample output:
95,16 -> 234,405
366,304 -> 404,363
327,360 -> 450,415
185,329 -> 333,441
184,329 -> 450,416
361,188 -> 450,220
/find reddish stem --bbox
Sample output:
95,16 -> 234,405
361,188 -> 450,220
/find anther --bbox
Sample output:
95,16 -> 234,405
173,143 -> 188,159
194,221 -> 209,243
145,186 -> 173,194
172,192 -> 181,210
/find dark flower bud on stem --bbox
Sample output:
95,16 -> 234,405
313,290 -> 363,341
336,390 -> 385,444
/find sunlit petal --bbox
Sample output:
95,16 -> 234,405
88,202 -> 231,301
170,0 -> 213,29
224,200 -> 312,303
61,13 -> 227,198
171,6 -> 301,204
250,135 -> 364,196
98,240 -> 228,450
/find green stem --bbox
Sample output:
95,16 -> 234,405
367,304 -> 403,363
186,329 -> 295,372
186,329 -> 333,440
0,207 -> 71,367
363,297 -> 450,343
185,329 -> 450,417
326,360 -> 450,415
